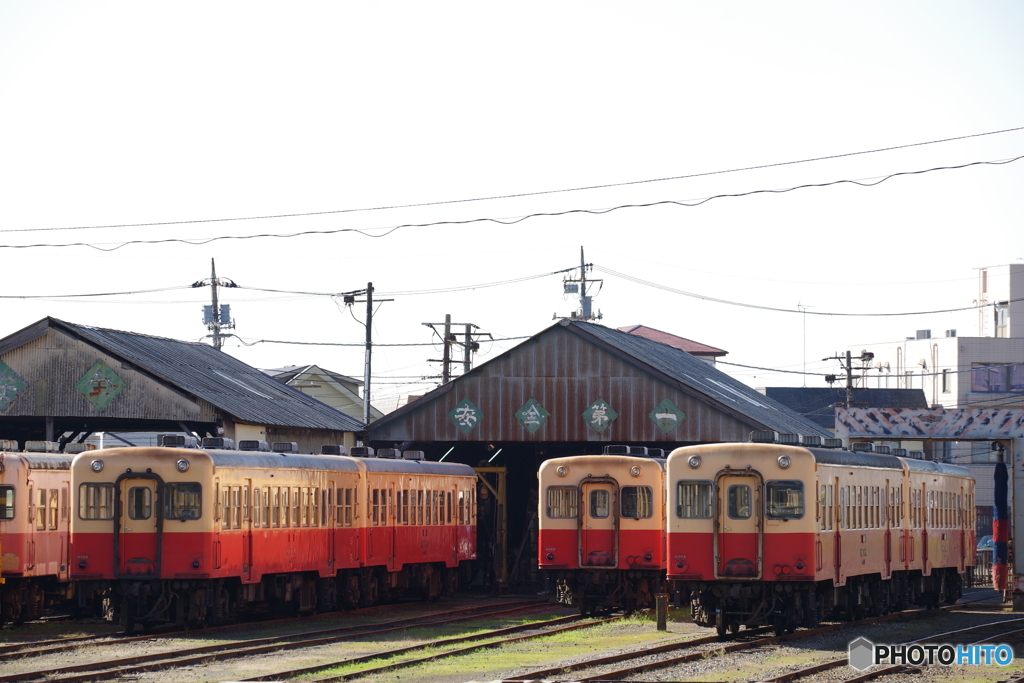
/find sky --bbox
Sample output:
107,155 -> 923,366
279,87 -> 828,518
1,2 -> 1022,413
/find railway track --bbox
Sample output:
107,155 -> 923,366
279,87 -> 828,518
0,599 -> 569,683
502,591 -> 1008,682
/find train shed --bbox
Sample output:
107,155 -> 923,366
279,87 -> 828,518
369,319 -> 831,588
0,317 -> 364,452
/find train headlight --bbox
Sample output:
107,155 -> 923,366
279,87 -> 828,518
90,459 -> 104,472
176,459 -> 190,473
556,466 -> 567,477
777,455 -> 791,469
687,456 -> 701,469
630,466 -> 642,477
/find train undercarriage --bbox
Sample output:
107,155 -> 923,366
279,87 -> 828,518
80,563 -> 463,631
1,577 -> 76,626
683,568 -> 964,638
551,568 -> 666,615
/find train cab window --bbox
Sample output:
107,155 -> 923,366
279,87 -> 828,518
620,486 -> 653,519
589,490 -> 610,519
0,485 -> 14,520
164,483 -> 202,520
727,485 -> 751,520
79,483 -> 115,520
766,480 -> 804,519
127,487 -> 152,520
675,481 -> 712,519
546,486 -> 578,518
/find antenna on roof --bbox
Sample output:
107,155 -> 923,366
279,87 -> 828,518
554,247 -> 603,322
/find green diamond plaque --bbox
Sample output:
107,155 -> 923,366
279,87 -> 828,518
582,397 -> 618,433
0,360 -> 27,412
650,398 -> 686,433
515,398 -> 550,434
448,398 -> 483,434
75,360 -> 126,411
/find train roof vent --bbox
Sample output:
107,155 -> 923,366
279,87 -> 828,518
823,438 -> 844,449
159,434 -> 199,449
776,433 -> 800,445
851,442 -> 874,453
891,448 -> 908,456
909,450 -> 926,459
0,439 -> 18,451
627,446 -> 648,455
202,437 -> 234,450
272,442 -> 299,454
25,440 -> 60,453
800,435 -> 822,447
874,445 -> 891,454
402,450 -> 425,461
602,445 -> 630,455
321,445 -> 347,456
350,446 -> 374,457
646,447 -> 665,458
64,443 -> 96,453
376,448 -> 400,459
238,440 -> 270,452
749,430 -> 776,443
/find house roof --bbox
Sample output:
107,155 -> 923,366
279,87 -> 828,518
4,318 -> 364,432
761,387 -> 929,430
617,325 -> 727,356
264,365 -> 364,387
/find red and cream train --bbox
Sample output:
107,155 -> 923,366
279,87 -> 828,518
2,443 -> 477,629
538,439 -> 976,636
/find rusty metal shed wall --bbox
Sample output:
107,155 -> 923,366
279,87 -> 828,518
371,325 -> 767,443
1,327 -> 216,422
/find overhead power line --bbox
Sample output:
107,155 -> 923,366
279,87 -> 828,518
3,125 -> 1021,235
0,285 -> 191,299
596,265 -> 1024,317
1,153 -> 1022,252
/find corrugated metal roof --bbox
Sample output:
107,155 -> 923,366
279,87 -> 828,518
569,322 -> 831,438
51,318 -> 364,432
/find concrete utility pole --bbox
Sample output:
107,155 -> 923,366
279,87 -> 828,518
423,317 -> 489,384
192,258 -> 236,350
555,246 -> 603,321
343,283 -> 392,426
823,350 -> 874,407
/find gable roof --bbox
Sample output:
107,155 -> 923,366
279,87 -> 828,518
371,320 -> 829,438
2,318 -> 364,432
265,364 -> 383,421
265,364 -> 364,388
762,387 -> 930,430
617,324 -> 728,357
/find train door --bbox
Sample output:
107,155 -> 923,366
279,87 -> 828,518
327,481 -> 336,571
957,485 -> 966,572
388,483 -> 396,570
714,470 -> 763,579
833,479 -> 843,585
579,478 -> 617,567
242,479 -> 253,581
921,484 -> 929,575
883,479 -> 892,578
59,483 -> 70,580
116,475 -> 160,577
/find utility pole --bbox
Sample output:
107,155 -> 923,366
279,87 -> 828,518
555,246 -> 603,321
823,350 -> 874,407
423,317 -> 490,383
192,258 -> 236,350
343,283 -> 392,426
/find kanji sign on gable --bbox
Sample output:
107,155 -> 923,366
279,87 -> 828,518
650,398 -> 686,433
448,398 -> 483,434
515,398 -> 550,433
583,397 -> 618,433
75,360 -> 126,411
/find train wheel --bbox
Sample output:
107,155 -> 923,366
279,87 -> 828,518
715,609 -> 727,639
729,622 -> 740,635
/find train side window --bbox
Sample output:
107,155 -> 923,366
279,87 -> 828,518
36,488 -> 47,530
590,490 -> 610,519
371,489 -> 380,526
417,490 -> 424,525
384,488 -> 392,525
79,483 -> 115,520
0,485 -> 15,520
840,487 -> 847,529
232,487 -> 242,529
48,489 -> 59,529
292,487 -> 300,527
262,488 -> 270,528
164,483 -> 202,520
127,486 -> 152,520
447,491 -> 453,524
765,480 -> 803,519
825,485 -> 833,530
727,485 -> 751,520
621,486 -> 653,519
546,486 -> 578,518
399,490 -> 409,525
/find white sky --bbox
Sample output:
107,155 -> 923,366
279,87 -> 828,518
1,2 -> 1022,412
